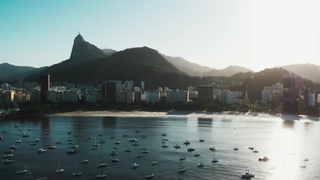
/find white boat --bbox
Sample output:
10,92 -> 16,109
151,161 -> 157,165
48,146 -> 55,149
72,171 -> 83,176
241,170 -> 254,179
9,145 -> 18,149
3,154 -> 14,158
55,169 -> 64,173
110,151 -> 117,155
16,169 -> 27,174
98,162 -> 107,167
212,159 -> 218,163
178,168 -> 186,173
114,141 -> 121,145
81,159 -> 89,163
125,148 -> 132,152
92,147 -> 99,151
132,142 -> 139,146
71,145 -> 78,149
128,138 -> 138,142
34,139 -> 40,142
146,174 -> 154,179
15,140 -> 22,143
198,163 -> 204,167
132,163 -> 139,168
87,136 -> 93,139
112,159 -> 120,162
258,156 -> 269,161
3,149 -> 14,154
113,146 -> 119,149
142,150 -> 149,153
96,173 -> 107,179
38,148 -> 47,153
2,159 -> 14,164
142,147 -> 149,150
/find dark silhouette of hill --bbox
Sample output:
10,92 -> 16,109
0,63 -> 47,81
281,64 -> 320,83
162,55 -> 254,76
101,48 -> 117,57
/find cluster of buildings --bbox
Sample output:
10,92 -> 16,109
261,75 -> 319,107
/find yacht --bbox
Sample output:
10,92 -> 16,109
1,131 -> 6,133
162,145 -> 168,148
113,146 -> 119,149
258,156 -> 269,161
29,143 -> 36,146
56,141 -> 61,144
123,134 -> 129,137
3,154 -> 14,158
110,135 -> 116,139
248,147 -> 254,150
87,136 -> 93,139
110,151 -> 118,155
96,174 -> 107,179
142,147 -> 149,150
174,144 -> 181,149
198,163 -> 204,167
183,141 -> 190,145
3,149 -> 14,154
125,148 -> 132,152
304,158 -> 309,162
135,130 -> 140,133
67,149 -> 77,154
92,147 -> 99,151
146,174 -> 154,179
209,146 -> 216,151
81,159 -> 89,163
16,169 -> 27,174
98,162 -> 108,167
72,171 -> 83,176
128,138 -> 138,142
178,168 -> 186,173
48,146 -> 55,149
187,148 -> 195,152
234,148 -> 239,151
199,139 -> 205,142
93,143 -> 100,147
136,155 -> 143,158
162,133 -> 167,136
212,159 -> 218,163
253,150 -> 259,153
142,150 -> 149,153
151,161 -> 157,165
22,134 -> 29,137
98,134 -> 104,137
10,145 -> 18,149
115,141 -> 121,145
67,131 -> 72,134
194,154 -> 200,157
99,140 -> 106,143
112,159 -> 120,162
34,139 -> 40,142
15,140 -> 22,143
179,157 -> 186,160
38,148 -> 47,153
241,170 -> 254,179
2,159 -> 14,164
71,145 -> 78,149
162,138 -> 169,141
300,164 -> 307,168
132,163 -> 139,168
142,135 -> 146,138
55,169 -> 64,173
132,142 -> 140,146
27,128 -> 32,131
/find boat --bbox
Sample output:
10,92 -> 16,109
162,133 -> 166,136
132,163 -> 139,168
179,157 -> 186,160
125,148 -> 132,152
92,147 -> 99,151
87,136 -> 93,139
183,141 -> 190,145
3,149 -> 14,154
15,140 -> 22,143
36,177 -> 47,180
178,168 -> 186,173
22,134 -> 29,137
128,138 -> 138,142
248,147 -> 254,150
71,145 -> 78,149
110,151 -> 117,155
48,146 -> 55,149
142,150 -> 149,153
258,156 -> 269,161
112,159 -> 119,162
2,159 -> 14,164
209,147 -> 216,151
234,148 -> 239,151
123,134 -> 129,137
10,145 -> 18,149
67,131 -> 72,134
38,148 -> 47,153
212,159 -> 218,163
142,147 -> 149,150
151,161 -> 157,165
96,174 -> 107,179
98,162 -> 108,167
135,130 -> 140,133
110,135 -> 116,139
174,144 -> 180,149
132,142 -> 139,146
241,170 -> 254,179
194,153 -> 200,157
162,138 -> 169,141
34,139 -> 40,142
99,140 -> 106,143
142,135 -> 146,138
146,174 -> 154,179
29,143 -> 37,146
55,169 -> 64,173
253,150 -> 259,153
113,146 -> 119,149
3,154 -> 14,158
304,158 -> 309,161
198,163 -> 204,167
187,148 -> 195,152
162,145 -> 168,148
27,128 -> 32,131
114,141 -> 121,145
81,159 -> 89,163
14,124 -> 19,128
1,131 -> 6,133
300,164 -> 307,168
16,169 -> 27,174
72,171 -> 83,176
136,155 -> 143,158
98,134 -> 104,137
199,139 -> 205,142
67,149 -> 77,154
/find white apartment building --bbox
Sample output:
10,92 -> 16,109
64,89 -> 80,102
308,93 -> 315,107
221,90 -> 233,104
261,90 -> 271,105
166,90 -> 189,104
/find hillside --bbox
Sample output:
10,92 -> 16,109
282,64 -> 320,83
203,65 -> 254,77
0,63 -> 47,81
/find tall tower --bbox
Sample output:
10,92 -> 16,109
283,75 -> 296,105
40,75 -> 50,103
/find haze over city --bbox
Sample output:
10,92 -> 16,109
1,0 -> 320,71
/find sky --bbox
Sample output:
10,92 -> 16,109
1,0 -> 320,72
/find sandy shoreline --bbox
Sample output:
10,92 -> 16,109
50,110 -> 319,121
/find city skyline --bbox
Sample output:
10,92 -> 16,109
1,0 -> 320,72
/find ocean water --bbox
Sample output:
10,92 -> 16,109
0,115 -> 319,180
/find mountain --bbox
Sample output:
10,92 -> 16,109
0,63 -> 47,81
101,48 -> 117,57
69,34 -> 108,64
281,64 -> 320,83
162,55 -> 254,76
162,55 -> 213,76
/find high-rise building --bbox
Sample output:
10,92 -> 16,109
40,75 -> 50,103
283,75 -> 296,105
261,90 -> 270,105
198,85 -> 213,104
102,80 -> 117,102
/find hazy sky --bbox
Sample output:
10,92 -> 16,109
1,0 -> 320,72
